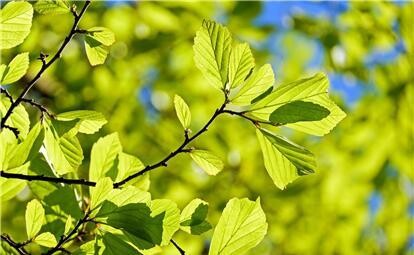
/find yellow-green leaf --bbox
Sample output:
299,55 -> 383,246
228,43 -> 255,88
193,20 -> 232,90
209,198 -> 267,255
33,232 -> 57,247
89,133 -> 122,182
231,64 -> 274,106
0,1 -> 33,49
174,95 -> 191,129
250,72 -> 346,136
190,150 -> 223,176
256,128 -> 316,189
90,177 -> 113,211
25,199 -> 45,239
34,0 -> 70,15
1,52 -> 30,85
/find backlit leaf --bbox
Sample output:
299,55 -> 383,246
231,64 -> 274,106
193,20 -> 232,90
174,95 -> 191,129
209,198 -> 267,255
0,1 -> 33,49
89,133 -> 122,182
90,177 -> 113,211
150,199 -> 180,246
33,232 -> 57,247
25,199 -> 45,239
180,198 -> 211,235
34,0 -> 69,15
250,73 -> 346,136
228,43 -> 254,88
190,150 -> 223,176
56,110 -> 107,134
256,128 -> 316,189
1,52 -> 30,85
43,121 -> 83,175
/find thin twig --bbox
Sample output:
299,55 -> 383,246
43,212 -> 91,255
113,102 -> 227,187
1,234 -> 29,255
171,239 -> 185,255
21,98 -> 54,118
0,0 -> 91,132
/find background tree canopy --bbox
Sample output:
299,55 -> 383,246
1,1 -> 412,255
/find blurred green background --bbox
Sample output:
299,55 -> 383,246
1,1 -> 413,254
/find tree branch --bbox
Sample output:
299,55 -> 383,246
1,103 -> 275,188
0,0 -> 91,131
21,98 -> 54,118
0,170 -> 96,186
44,212 -> 91,255
1,234 -> 29,255
113,102 -> 227,188
170,239 -> 185,255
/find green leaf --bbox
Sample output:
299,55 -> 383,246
1,52 -> 30,85
250,73 -> 346,136
180,198 -> 211,235
174,95 -> 191,129
1,95 -> 30,139
106,203 -> 164,250
102,233 -> 141,255
8,121 -> 44,169
87,27 -> 115,46
193,20 -> 232,90
84,27 -> 115,66
0,163 -> 28,201
89,133 -> 122,182
90,177 -> 113,211
256,129 -> 316,189
25,199 -> 45,239
231,64 -> 274,106
64,215 -> 73,235
190,150 -> 223,176
209,198 -> 267,255
33,232 -> 57,247
228,43 -> 255,88
150,199 -> 180,246
56,110 -> 107,134
115,152 -> 145,185
43,121 -> 83,175
96,186 -> 151,218
269,100 -> 330,124
34,0 -> 70,15
0,1 -> 33,49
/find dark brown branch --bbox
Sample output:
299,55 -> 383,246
44,212 -> 91,255
0,0 -> 91,131
1,234 -> 29,255
0,171 -> 96,187
21,98 -> 54,118
171,239 -> 185,255
113,102 -> 227,188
